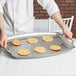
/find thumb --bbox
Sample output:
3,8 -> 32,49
3,40 -> 7,48
0,40 -> 3,47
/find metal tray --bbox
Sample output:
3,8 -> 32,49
5,32 -> 75,59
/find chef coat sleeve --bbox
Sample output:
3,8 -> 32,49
37,0 -> 60,16
0,0 -> 6,14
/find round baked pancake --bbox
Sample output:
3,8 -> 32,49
42,36 -> 53,42
12,39 -> 22,46
34,46 -> 46,53
18,49 -> 30,56
26,37 -> 38,44
50,45 -> 61,52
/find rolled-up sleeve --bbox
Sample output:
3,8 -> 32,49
0,0 -> 6,14
37,0 -> 60,16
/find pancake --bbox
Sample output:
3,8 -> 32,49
34,46 -> 46,53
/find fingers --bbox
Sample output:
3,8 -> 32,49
65,35 -> 71,39
69,32 -> 73,39
0,32 -> 8,48
65,35 -> 70,39
0,40 -> 7,48
0,40 -> 3,47
65,32 -> 73,39
3,39 -> 7,48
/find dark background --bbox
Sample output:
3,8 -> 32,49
34,0 -> 76,38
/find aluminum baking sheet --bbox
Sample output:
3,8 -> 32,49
5,32 -> 75,59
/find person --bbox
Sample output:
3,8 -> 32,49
0,0 -> 73,48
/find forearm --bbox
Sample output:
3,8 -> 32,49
0,13 -> 5,34
51,11 -> 67,31
0,13 -> 7,48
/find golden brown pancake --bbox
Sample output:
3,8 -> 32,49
50,45 -> 61,52
18,48 -> 30,56
26,37 -> 38,44
42,36 -> 53,42
34,46 -> 46,53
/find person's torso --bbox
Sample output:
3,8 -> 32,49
3,0 -> 34,36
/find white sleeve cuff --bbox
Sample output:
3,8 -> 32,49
46,4 -> 60,16
45,1 -> 60,16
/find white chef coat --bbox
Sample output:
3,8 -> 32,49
0,0 -> 59,36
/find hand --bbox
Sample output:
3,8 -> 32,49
0,32 -> 7,48
63,28 -> 73,39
